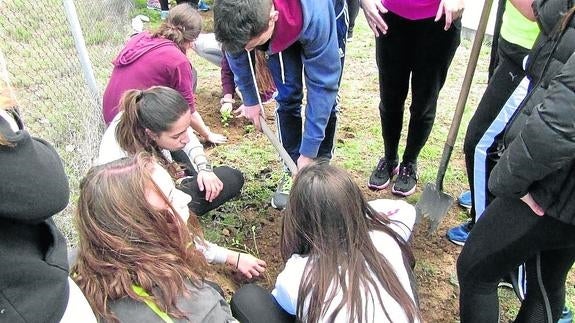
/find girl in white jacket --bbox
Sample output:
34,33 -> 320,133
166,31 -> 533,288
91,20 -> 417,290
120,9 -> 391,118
272,162 -> 421,322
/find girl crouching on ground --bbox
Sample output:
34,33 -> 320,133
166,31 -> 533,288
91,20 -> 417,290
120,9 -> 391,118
272,162 -> 421,322
73,154 -> 266,322
97,86 -> 243,216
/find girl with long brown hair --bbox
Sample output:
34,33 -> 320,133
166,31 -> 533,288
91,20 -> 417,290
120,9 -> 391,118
98,85 -> 244,217
73,153 -> 266,322
272,162 -> 421,322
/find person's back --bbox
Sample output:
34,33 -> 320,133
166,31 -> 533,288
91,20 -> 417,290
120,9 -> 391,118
272,163 -> 421,322
108,281 -> 235,323
102,32 -> 193,124
273,198 -> 418,322
0,86 -> 95,322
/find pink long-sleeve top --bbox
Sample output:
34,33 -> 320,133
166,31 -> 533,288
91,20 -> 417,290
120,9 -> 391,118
383,0 -> 440,20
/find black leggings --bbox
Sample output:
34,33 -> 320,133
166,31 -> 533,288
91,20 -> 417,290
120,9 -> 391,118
230,284 -> 295,323
346,0 -> 360,33
376,11 -> 460,164
171,150 -> 244,216
457,198 -> 575,322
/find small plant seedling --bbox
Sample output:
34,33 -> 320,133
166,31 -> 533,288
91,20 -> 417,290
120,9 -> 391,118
221,110 -> 233,127
244,124 -> 255,134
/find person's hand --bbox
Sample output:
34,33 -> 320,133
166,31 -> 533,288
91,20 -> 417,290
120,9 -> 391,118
520,193 -> 544,216
220,96 -> 235,115
231,252 -> 267,279
205,131 -> 228,144
297,155 -> 314,171
435,0 -> 464,30
196,170 -> 223,202
220,102 -> 233,115
233,104 -> 262,130
360,0 -> 389,36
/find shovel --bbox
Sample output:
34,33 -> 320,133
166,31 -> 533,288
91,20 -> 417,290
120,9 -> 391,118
416,0 -> 495,234
241,51 -> 298,175
259,115 -> 298,174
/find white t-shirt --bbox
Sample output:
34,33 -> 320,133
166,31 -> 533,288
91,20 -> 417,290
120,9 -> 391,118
272,199 -> 417,323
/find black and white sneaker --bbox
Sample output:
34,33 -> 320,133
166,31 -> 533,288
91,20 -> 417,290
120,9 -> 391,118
270,172 -> 292,210
368,157 -> 399,190
392,162 -> 417,197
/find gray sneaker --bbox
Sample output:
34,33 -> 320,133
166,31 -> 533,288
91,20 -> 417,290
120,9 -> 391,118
271,172 -> 292,210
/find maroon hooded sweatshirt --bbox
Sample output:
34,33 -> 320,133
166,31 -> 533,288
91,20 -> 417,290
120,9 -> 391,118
102,32 -> 196,125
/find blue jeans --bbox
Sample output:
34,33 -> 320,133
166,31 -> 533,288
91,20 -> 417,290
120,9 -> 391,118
267,0 -> 348,163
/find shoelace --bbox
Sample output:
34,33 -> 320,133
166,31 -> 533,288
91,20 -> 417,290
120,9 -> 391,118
397,165 -> 414,182
376,159 -> 391,173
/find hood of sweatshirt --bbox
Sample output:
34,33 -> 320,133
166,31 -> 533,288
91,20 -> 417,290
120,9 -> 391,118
269,0 -> 303,54
113,31 -> 179,67
0,110 -> 69,224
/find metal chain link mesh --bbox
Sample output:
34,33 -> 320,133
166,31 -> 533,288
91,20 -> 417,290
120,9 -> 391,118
0,0 -> 137,242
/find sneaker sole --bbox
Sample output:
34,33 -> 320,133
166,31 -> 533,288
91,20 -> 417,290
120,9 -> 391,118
459,204 -> 472,210
270,197 -> 285,210
446,237 -> 465,246
391,185 -> 416,197
367,179 -> 391,191
498,281 -> 513,289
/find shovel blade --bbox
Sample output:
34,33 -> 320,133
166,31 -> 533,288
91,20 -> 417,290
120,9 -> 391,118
416,183 -> 454,234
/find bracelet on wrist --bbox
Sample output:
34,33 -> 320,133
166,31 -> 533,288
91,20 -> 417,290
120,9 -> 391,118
197,163 -> 213,172
236,253 -> 240,269
220,97 -> 235,105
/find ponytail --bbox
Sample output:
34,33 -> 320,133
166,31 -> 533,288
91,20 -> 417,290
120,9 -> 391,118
560,6 -> 575,33
152,4 -> 202,52
115,86 -> 189,164
115,89 -> 151,156
254,50 -> 275,96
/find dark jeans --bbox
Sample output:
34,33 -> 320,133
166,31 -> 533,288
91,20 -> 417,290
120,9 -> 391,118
170,150 -> 244,216
376,12 -> 460,164
268,0 -> 347,164
463,38 -> 530,222
457,198 -> 575,323
230,284 -> 295,323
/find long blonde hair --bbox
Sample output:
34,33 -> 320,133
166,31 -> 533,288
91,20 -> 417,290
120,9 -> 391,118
72,153 -> 209,322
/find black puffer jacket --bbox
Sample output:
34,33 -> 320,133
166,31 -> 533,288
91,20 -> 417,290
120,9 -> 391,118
489,0 -> 575,225
0,109 -> 71,322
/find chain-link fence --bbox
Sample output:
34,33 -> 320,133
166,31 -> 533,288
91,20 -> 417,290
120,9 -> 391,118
0,0 -> 138,242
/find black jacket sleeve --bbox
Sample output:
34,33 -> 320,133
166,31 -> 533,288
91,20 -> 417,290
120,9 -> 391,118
533,0 -> 574,35
489,51 -> 575,198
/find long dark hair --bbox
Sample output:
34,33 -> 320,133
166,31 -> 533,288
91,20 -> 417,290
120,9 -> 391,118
281,163 -> 420,322
72,153 -> 209,322
115,86 -> 188,169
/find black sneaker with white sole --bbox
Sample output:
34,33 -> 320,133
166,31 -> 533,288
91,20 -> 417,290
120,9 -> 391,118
270,172 -> 292,210
392,162 -> 417,196
368,157 -> 399,190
